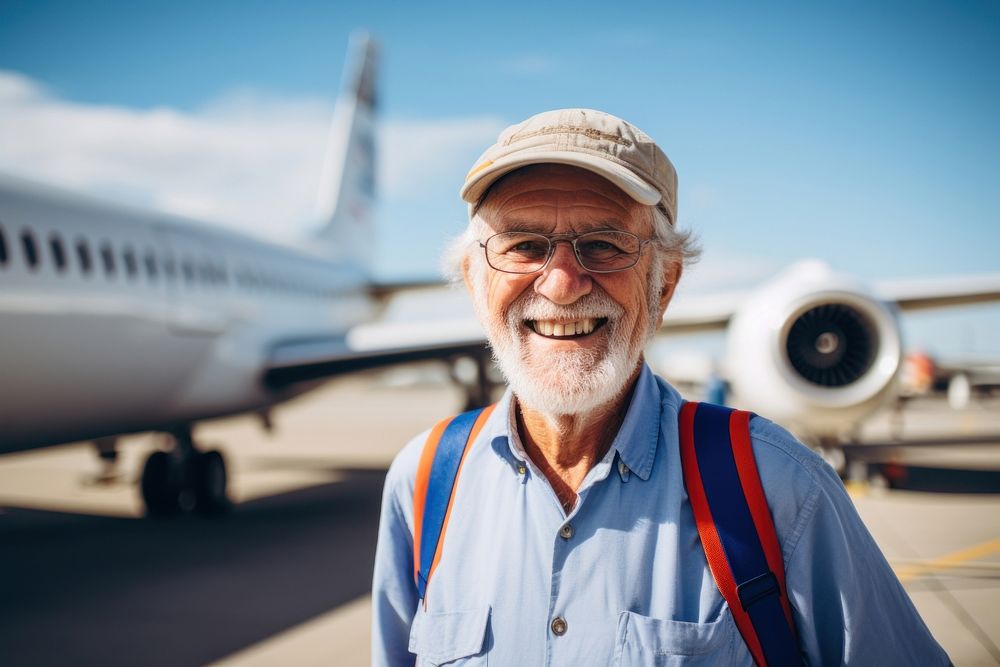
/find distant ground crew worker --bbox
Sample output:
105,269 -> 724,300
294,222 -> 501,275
371,108 -> 948,665
705,370 -> 728,406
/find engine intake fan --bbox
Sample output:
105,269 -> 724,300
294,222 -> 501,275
785,303 -> 877,387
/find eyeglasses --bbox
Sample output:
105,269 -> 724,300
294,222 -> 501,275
480,230 -> 655,274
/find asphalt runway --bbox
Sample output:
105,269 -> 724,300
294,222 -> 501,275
1,372 -> 999,666
1,472 -> 383,667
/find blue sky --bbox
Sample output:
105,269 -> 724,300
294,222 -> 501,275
1,0 -> 998,358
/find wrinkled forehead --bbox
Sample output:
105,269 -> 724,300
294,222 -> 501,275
476,164 -> 646,230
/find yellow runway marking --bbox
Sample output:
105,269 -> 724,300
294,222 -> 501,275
894,537 -> 1000,583
844,480 -> 868,499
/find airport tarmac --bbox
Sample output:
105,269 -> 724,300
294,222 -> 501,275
1,370 -> 999,666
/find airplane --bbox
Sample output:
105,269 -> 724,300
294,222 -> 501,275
0,34 -> 488,515
2,34 -> 1000,517
649,260 -> 1000,451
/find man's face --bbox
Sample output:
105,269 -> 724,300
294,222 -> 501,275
463,164 -> 678,416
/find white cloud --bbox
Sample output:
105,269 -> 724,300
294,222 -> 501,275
0,70 -> 504,242
380,116 -> 506,199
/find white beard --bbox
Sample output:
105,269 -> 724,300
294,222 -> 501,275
470,262 -> 664,417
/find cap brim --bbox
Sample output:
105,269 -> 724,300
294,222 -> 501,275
460,150 -> 661,207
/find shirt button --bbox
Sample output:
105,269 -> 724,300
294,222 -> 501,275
619,461 -> 630,475
559,523 -> 574,540
550,616 -> 567,636
517,463 -> 527,475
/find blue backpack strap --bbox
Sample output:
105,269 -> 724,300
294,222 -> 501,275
679,401 -> 802,667
412,404 -> 497,603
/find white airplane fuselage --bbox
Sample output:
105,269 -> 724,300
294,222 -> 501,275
0,180 -> 377,452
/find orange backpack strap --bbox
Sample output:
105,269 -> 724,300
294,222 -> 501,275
412,404 -> 496,603
679,401 -> 802,667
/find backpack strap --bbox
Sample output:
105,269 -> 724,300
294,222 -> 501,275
679,401 -> 802,667
412,404 -> 497,604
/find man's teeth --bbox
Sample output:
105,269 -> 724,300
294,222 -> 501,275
531,319 -> 598,337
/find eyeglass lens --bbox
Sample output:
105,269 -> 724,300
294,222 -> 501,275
484,231 -> 642,274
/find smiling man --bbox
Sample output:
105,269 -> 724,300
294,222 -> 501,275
371,109 -> 947,665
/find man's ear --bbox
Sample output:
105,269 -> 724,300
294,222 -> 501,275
461,255 -> 474,294
658,261 -> 682,314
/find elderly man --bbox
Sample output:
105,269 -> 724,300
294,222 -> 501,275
371,109 -> 947,665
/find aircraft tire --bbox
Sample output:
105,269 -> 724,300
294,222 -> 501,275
141,451 -> 182,516
194,450 -> 230,515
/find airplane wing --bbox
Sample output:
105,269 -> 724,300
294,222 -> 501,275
264,285 -> 747,388
658,270 -> 1000,334
266,269 -> 1000,388
263,319 -> 487,388
873,274 -> 1000,311
367,278 -> 446,300
660,289 -> 746,333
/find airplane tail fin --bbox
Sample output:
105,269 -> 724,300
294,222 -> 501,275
311,32 -> 378,269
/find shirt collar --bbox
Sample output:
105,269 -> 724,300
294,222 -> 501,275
487,362 -> 663,482
606,363 -> 661,481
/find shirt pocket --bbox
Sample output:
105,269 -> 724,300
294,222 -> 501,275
408,605 -> 492,666
613,607 -> 746,666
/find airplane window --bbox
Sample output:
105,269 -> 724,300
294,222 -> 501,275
21,230 -> 39,270
100,243 -> 116,276
0,225 -> 7,265
144,251 -> 158,280
163,255 -> 177,281
49,235 -> 67,272
198,261 -> 211,285
123,246 -> 138,280
76,239 -> 92,274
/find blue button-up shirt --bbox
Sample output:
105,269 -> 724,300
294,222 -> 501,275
372,364 -> 948,665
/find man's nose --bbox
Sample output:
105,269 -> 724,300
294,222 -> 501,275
534,241 -> 592,305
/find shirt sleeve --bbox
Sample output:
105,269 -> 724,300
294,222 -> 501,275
759,428 -> 952,666
371,433 -> 425,667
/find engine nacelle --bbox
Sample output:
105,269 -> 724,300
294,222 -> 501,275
725,261 -> 902,439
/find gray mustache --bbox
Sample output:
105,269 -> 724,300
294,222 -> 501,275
508,290 -> 625,324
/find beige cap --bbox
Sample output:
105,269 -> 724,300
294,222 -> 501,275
461,108 -> 677,223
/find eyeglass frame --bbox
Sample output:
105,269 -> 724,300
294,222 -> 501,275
478,229 -> 659,275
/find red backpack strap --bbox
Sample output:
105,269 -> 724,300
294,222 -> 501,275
679,401 -> 802,667
412,404 -> 496,604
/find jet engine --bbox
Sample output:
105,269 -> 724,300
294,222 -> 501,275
724,262 -> 902,440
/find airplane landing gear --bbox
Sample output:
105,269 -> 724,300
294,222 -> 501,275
140,426 -> 230,516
